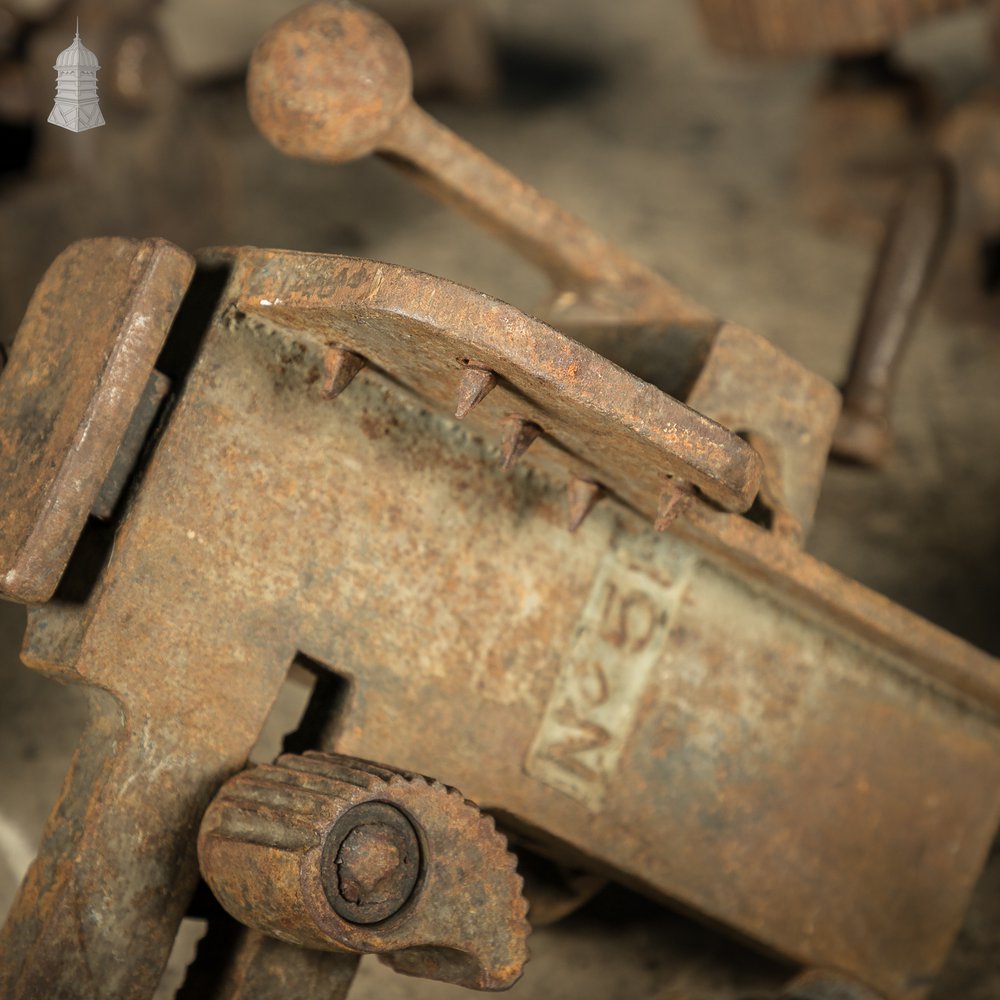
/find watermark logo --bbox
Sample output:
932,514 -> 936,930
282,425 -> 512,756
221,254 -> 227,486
48,18 -> 105,133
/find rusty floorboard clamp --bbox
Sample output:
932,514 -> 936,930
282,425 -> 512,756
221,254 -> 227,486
245,1 -> 841,542
1,236 -> 999,998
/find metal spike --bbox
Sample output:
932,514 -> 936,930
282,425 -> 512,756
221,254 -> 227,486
455,366 -> 496,419
321,347 -> 365,400
654,480 -> 693,532
567,478 -> 603,532
500,419 -> 541,471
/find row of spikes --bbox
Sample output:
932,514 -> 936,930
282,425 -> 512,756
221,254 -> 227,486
321,346 -> 694,535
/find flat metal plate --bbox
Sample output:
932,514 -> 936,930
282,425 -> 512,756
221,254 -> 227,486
0,237 -> 194,603
687,322 -> 842,538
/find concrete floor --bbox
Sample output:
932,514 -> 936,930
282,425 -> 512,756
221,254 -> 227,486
2,0 -> 1000,996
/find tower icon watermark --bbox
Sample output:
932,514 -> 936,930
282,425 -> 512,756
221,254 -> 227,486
48,18 -> 105,132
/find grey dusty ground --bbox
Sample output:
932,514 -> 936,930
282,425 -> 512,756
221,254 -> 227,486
2,1 -> 1000,997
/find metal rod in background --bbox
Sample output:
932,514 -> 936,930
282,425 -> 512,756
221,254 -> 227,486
832,155 -> 954,466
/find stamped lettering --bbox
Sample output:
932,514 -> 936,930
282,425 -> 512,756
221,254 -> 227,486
526,545 -> 693,808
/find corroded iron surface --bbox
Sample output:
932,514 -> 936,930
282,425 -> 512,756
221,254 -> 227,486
1,248 -> 997,998
230,249 -> 762,515
179,927 -> 360,1000
245,0 -> 705,326
686,323 -> 841,540
244,1 -> 839,540
200,752 -> 530,991
0,237 -> 194,603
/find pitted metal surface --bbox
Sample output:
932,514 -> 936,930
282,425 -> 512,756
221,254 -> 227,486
200,752 -> 530,990
0,242 -> 997,998
1,4 -> 999,998
245,0 -> 841,542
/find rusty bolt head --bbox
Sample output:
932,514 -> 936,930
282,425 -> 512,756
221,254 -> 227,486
247,1 -> 412,164
322,801 -> 421,924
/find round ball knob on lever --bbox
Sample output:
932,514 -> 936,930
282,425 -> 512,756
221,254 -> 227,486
247,1 -> 412,163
